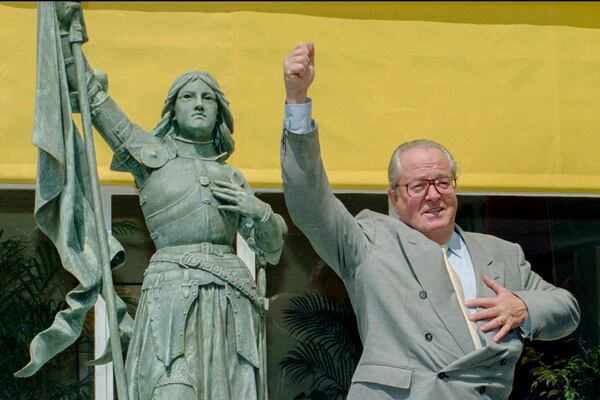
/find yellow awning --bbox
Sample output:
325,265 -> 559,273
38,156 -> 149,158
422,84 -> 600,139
2,2 -> 600,193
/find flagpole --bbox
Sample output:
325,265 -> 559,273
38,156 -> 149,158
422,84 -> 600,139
257,259 -> 268,400
68,14 -> 129,400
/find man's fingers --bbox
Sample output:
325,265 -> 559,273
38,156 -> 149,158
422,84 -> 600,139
479,321 -> 495,333
307,41 -> 315,66
285,53 -> 311,77
286,56 -> 309,69
293,42 -> 311,54
468,308 -> 497,322
483,275 -> 504,294
288,42 -> 313,67
288,50 -> 310,60
288,48 -> 310,63
465,297 -> 496,309
480,316 -> 506,333
294,42 -> 308,51
493,324 -> 512,343
285,64 -> 307,78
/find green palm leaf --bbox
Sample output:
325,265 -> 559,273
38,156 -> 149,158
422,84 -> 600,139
0,231 -> 91,399
280,292 -> 362,399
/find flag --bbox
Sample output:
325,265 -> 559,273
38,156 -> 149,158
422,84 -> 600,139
15,2 -> 133,378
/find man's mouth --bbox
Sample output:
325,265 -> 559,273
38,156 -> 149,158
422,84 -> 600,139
424,207 -> 444,216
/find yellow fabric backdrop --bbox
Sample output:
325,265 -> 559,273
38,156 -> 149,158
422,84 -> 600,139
2,2 -> 600,193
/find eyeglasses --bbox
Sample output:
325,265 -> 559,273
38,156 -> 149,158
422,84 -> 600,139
396,177 -> 457,198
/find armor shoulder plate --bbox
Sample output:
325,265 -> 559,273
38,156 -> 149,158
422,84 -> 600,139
121,127 -> 170,170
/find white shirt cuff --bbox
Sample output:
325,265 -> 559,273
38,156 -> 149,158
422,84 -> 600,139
520,313 -> 532,338
284,98 -> 314,134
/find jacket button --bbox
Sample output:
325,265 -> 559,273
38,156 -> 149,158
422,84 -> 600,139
500,358 -> 507,366
437,372 -> 449,381
425,333 -> 433,341
478,386 -> 486,394
419,290 -> 428,299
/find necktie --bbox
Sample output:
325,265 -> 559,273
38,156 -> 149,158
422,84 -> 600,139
441,244 -> 482,350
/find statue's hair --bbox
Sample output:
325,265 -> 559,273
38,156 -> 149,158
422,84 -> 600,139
152,71 -> 235,159
387,139 -> 458,188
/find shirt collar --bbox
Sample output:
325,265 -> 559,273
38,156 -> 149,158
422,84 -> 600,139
446,229 -> 464,258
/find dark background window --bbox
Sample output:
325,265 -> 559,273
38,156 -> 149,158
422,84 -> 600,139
2,189 -> 597,399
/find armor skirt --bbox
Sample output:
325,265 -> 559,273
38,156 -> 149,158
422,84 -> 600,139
125,247 -> 259,400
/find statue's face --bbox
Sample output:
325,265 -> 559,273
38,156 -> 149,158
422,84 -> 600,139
173,79 -> 218,142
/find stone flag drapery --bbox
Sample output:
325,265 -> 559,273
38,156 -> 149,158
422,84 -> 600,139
15,2 -> 132,378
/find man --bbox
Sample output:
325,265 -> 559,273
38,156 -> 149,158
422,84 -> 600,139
280,42 -> 580,399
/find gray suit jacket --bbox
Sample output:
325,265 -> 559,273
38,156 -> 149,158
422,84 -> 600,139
280,128 -> 580,399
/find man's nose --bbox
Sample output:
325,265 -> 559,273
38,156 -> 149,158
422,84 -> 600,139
424,182 -> 442,200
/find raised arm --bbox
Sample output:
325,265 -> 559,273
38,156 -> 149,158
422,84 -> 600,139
281,43 -> 371,281
56,2 -> 153,184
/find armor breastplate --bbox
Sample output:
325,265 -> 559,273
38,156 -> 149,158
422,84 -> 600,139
138,156 -> 240,248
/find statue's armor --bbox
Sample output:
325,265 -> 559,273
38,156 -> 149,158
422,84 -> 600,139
139,154 -> 241,249
91,98 -> 262,251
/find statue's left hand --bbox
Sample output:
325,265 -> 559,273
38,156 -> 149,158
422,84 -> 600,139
212,180 -> 268,220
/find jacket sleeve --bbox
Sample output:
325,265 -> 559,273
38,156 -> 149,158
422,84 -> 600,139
280,127 -> 371,281
512,243 -> 580,341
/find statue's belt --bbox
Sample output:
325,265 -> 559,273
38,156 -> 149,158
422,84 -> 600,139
154,242 -> 234,256
149,245 -> 260,306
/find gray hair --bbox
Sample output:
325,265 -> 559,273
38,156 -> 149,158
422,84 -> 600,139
387,139 -> 458,188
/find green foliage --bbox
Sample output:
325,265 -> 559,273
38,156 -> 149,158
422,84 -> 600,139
0,231 -> 92,400
280,292 -> 362,400
522,341 -> 600,400
111,220 -> 142,240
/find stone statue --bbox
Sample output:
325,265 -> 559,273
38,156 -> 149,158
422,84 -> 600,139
56,4 -> 287,399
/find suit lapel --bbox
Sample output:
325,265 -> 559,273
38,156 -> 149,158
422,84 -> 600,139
397,226 -> 475,355
458,228 -> 504,298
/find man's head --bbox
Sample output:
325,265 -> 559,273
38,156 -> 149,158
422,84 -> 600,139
387,140 -> 458,244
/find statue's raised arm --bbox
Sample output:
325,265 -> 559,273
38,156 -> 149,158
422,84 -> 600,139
56,1 -> 159,187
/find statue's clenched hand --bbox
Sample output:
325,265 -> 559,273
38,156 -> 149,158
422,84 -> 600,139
55,2 -> 81,33
283,42 -> 315,104
212,180 -> 269,220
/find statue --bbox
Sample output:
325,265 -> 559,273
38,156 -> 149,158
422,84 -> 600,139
17,3 -> 287,400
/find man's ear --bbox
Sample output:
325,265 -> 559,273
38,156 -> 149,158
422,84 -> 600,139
387,187 -> 398,204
